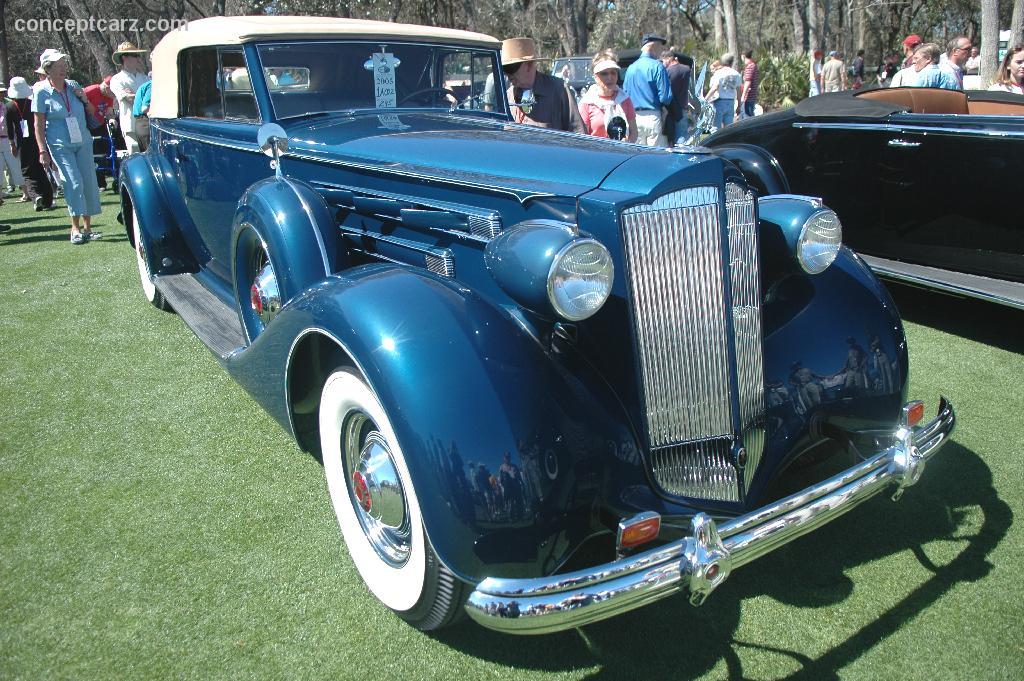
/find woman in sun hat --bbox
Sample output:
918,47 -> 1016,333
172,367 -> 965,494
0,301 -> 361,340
9,76 -> 54,211
0,83 -> 30,206
578,50 -> 638,142
32,49 -> 101,244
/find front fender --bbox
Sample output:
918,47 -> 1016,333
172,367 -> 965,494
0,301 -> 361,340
119,152 -> 200,275
223,265 -> 640,583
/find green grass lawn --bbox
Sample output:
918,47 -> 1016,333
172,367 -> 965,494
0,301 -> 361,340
1,191 -> 1021,679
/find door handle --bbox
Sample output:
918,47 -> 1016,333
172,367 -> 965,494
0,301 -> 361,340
887,139 -> 921,148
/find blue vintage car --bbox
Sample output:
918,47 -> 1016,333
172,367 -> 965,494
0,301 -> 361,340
122,16 -> 956,634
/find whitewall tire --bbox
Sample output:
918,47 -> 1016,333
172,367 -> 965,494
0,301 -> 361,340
133,208 -> 171,311
319,367 -> 466,629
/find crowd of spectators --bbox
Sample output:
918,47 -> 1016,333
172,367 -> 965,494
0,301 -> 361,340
0,41 -> 151,243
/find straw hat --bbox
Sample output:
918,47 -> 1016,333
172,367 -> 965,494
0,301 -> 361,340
501,38 -> 541,66
112,41 -> 148,64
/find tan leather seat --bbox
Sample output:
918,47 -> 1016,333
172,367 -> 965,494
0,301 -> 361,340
966,100 -> 1024,115
857,87 -> 968,114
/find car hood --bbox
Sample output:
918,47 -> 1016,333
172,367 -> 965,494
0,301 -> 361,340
281,112 -> 649,199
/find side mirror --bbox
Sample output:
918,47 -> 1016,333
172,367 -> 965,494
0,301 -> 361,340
257,123 -> 289,177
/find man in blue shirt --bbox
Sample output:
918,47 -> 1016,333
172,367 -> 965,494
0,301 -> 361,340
623,33 -> 672,146
910,43 -> 959,90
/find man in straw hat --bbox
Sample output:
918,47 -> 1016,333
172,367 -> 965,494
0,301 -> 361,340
109,41 -> 151,154
501,37 -> 583,133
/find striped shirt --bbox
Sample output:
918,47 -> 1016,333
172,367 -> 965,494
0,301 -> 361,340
742,60 -> 760,102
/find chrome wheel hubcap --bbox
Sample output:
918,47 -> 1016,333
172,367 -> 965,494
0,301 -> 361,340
342,412 -> 411,566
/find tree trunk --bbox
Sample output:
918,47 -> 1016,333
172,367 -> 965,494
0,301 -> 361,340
857,0 -> 867,59
714,1 -> 724,52
808,0 -> 820,51
1012,0 -> 1023,46
981,0 -> 1000,87
62,0 -> 117,76
666,2 -> 672,46
723,0 -> 739,58
821,0 -> 831,50
793,0 -> 808,55
0,0 -> 9,86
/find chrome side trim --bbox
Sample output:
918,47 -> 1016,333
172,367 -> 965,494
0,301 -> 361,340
793,120 -> 1024,139
425,249 -> 456,277
726,183 -> 766,492
312,179 -> 502,242
148,121 -> 263,153
339,226 -> 456,277
465,398 -> 956,634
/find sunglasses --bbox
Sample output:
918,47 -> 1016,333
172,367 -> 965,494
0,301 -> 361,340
502,63 -> 522,76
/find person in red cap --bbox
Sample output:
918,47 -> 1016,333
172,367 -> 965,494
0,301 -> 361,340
83,76 -> 117,190
902,35 -> 922,68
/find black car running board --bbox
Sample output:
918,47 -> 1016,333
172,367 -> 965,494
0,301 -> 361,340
154,273 -> 246,358
861,254 -> 1024,311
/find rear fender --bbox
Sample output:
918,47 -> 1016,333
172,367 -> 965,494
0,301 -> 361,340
119,153 -> 200,275
223,266 -> 639,583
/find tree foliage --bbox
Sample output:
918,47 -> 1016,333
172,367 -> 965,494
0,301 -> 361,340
0,0 -> 1005,95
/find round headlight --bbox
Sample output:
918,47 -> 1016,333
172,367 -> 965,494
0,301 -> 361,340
798,209 -> 842,274
547,239 -> 614,321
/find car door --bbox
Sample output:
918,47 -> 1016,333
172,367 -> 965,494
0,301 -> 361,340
878,113 -> 1024,282
169,46 -> 270,283
785,119 -> 892,247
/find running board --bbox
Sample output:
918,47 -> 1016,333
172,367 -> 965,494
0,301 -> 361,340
861,254 -> 1024,310
154,273 -> 246,358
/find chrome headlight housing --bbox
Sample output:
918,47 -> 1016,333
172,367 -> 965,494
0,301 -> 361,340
797,209 -> 842,274
546,239 -> 614,321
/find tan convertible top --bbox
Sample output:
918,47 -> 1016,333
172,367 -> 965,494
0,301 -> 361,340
149,16 -> 500,119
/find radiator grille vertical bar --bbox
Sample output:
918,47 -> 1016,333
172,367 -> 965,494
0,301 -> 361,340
726,183 -> 766,492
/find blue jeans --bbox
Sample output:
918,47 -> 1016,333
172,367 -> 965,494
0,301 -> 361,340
713,99 -> 735,129
671,110 -> 689,145
743,99 -> 756,117
50,143 -> 101,217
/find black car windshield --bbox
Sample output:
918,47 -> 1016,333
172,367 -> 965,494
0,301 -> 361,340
257,41 -> 504,119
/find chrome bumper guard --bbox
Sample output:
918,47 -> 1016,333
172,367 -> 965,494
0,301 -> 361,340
465,398 -> 955,634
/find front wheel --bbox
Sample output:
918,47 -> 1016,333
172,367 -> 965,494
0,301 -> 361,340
133,207 -> 171,311
319,367 -> 467,630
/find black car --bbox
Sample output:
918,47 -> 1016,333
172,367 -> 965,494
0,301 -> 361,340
705,87 -> 1024,309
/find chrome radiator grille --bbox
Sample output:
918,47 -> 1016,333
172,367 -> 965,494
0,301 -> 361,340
726,183 -> 766,491
621,184 -> 765,502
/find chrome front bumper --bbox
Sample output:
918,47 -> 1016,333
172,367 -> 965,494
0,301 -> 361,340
465,398 -> 955,634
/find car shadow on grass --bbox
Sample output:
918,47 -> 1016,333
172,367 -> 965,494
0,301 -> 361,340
886,281 -> 1024,355
432,443 -> 1010,679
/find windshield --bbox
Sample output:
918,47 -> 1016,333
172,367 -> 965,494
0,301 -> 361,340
551,58 -> 595,86
257,41 -> 504,119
